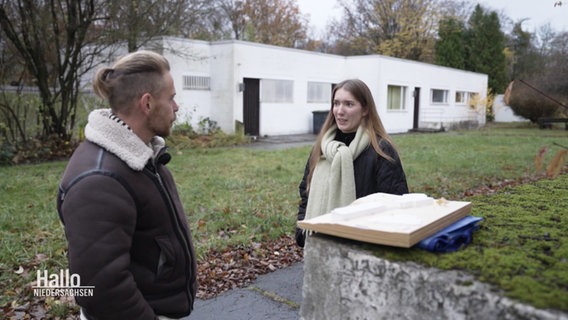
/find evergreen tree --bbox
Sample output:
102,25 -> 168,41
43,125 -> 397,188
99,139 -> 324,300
464,5 -> 508,93
435,17 -> 466,69
464,5 -> 484,71
509,22 -> 543,80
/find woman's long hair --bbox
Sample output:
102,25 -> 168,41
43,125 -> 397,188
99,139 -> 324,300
306,79 -> 397,189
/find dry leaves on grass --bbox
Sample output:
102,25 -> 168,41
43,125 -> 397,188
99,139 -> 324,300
461,166 -> 568,197
197,235 -> 303,299
462,176 -> 542,196
1,236 -> 303,318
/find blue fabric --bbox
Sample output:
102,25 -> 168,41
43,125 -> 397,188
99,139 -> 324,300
416,216 -> 483,253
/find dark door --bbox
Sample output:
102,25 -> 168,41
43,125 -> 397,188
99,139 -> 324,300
413,87 -> 421,130
243,78 -> 260,136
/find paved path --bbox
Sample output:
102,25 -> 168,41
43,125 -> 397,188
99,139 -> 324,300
191,134 -> 315,319
191,262 -> 303,320
245,133 -> 316,150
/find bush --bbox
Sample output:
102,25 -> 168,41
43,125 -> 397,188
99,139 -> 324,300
167,127 -> 250,150
0,139 -> 16,165
168,116 -> 250,149
508,82 -> 563,122
5,135 -> 77,165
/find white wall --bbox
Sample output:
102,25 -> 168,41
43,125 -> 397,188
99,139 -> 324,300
229,41 -> 346,136
345,56 -> 411,133
493,94 -> 528,122
161,38 -> 214,130
342,55 -> 488,133
157,38 -> 488,136
374,56 -> 488,130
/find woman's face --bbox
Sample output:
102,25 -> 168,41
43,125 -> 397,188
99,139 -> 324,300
332,87 -> 368,133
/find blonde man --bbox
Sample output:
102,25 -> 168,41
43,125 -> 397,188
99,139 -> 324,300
58,51 -> 197,319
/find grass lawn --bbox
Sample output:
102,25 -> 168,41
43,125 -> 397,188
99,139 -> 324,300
0,122 -> 566,315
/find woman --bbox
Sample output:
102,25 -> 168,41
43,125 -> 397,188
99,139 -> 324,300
295,79 -> 409,247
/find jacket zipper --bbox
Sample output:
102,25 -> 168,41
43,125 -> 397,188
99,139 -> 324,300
146,164 -> 194,312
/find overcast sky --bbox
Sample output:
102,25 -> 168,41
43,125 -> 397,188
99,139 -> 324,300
297,0 -> 568,34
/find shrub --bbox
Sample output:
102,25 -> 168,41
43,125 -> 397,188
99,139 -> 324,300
168,115 -> 250,149
7,135 -> 77,165
508,82 -> 563,122
0,139 -> 16,165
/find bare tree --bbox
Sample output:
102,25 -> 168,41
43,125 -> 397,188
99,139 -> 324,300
97,0 -> 194,52
544,31 -> 568,104
0,0 -> 107,142
218,0 -> 247,40
218,0 -> 308,47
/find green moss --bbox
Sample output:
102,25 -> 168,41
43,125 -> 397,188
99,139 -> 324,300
370,174 -> 568,312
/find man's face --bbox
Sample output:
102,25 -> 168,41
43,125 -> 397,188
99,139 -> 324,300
148,72 -> 178,137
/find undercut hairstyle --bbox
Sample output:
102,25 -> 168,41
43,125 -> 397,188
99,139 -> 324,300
93,50 -> 171,114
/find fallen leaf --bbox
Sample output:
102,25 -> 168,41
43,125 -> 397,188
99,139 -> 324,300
534,146 -> 548,173
34,253 -> 48,264
546,149 -> 567,178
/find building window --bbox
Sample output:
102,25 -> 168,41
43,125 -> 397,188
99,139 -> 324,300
455,91 -> 471,104
387,85 -> 407,111
307,82 -> 332,103
261,79 -> 293,103
431,89 -> 448,104
183,75 -> 210,90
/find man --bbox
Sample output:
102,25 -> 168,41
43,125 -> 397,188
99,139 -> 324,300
57,50 -> 197,319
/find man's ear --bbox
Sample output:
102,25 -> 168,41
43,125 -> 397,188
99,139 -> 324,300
139,93 -> 152,115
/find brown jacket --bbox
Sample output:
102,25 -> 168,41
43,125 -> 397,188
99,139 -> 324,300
57,109 -> 197,319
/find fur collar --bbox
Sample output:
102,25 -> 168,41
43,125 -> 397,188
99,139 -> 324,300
84,109 -> 165,171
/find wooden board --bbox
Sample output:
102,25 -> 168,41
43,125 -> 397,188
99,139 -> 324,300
297,193 -> 472,248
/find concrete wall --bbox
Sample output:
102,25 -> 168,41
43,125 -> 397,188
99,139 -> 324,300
300,235 -> 567,320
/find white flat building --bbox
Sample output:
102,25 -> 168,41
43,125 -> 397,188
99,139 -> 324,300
94,37 -> 489,136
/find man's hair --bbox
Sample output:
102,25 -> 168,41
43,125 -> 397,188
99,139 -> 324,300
93,50 -> 171,113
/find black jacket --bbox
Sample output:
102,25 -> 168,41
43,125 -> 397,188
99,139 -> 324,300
295,135 -> 409,247
57,140 -> 197,319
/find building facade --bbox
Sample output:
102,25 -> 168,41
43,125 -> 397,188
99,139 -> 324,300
94,37 -> 489,136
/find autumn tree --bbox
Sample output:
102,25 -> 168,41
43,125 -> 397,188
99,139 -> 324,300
329,0 -> 442,61
219,0 -> 308,48
374,0 -> 438,61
